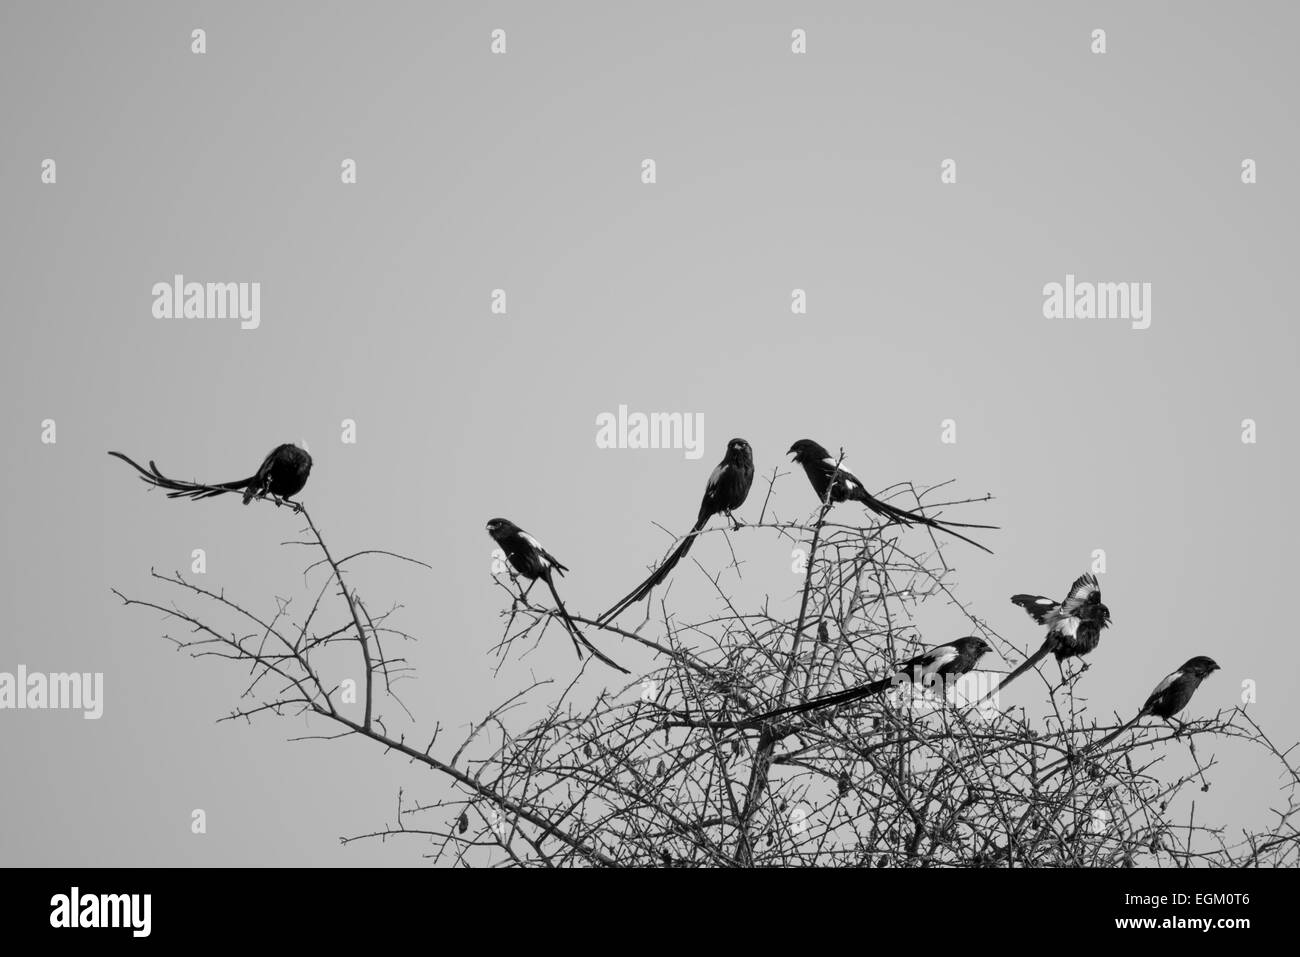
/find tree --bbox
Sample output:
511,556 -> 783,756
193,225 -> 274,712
115,472 -> 1300,867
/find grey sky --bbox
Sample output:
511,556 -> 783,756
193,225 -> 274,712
1,1 -> 1296,865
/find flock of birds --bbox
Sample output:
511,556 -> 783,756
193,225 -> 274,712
108,437 -> 1220,762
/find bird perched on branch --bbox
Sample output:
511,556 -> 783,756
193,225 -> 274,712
108,443 -> 312,506
486,518 -> 629,675
1085,656 -> 1220,753
1044,657 -> 1220,777
1086,656 -> 1221,756
786,439 -> 994,554
748,636 -> 991,724
975,572 -> 1111,707
596,438 -> 755,625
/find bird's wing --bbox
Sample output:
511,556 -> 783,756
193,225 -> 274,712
1151,671 -> 1181,696
823,456 -> 864,493
1011,594 -> 1060,624
917,644 -> 961,676
892,644 -> 960,681
520,532 -> 566,572
699,461 -> 730,516
1059,573 -> 1101,615
1142,670 -> 1181,711
254,447 -> 281,477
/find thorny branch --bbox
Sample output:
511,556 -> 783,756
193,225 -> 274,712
114,477 -> 1300,867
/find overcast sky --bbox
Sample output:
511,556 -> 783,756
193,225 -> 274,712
1,0 -> 1297,865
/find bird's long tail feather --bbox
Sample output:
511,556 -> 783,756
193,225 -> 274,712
973,641 -> 1051,708
595,514 -> 708,625
859,492 -> 995,555
1083,714 -> 1143,756
746,676 -> 895,725
1040,712 -> 1143,780
544,576 -> 629,675
108,451 -> 251,501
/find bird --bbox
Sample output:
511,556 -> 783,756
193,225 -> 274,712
1052,656 -> 1220,767
108,443 -> 312,506
786,439 -> 994,554
746,636 -> 992,724
974,572 -> 1111,707
596,438 -> 755,625
486,518 -> 629,675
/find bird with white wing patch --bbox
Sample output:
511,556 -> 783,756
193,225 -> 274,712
596,438 -> 754,625
1042,656 -> 1220,776
486,518 -> 629,675
786,439 -> 995,554
975,571 -> 1112,708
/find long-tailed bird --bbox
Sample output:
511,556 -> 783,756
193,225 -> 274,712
596,438 -> 755,625
748,636 -> 991,724
786,439 -> 993,554
108,443 -> 312,506
486,517 -> 629,675
1047,657 -> 1219,773
976,572 -> 1111,707
1085,656 -> 1220,753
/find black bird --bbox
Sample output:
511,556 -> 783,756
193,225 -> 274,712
786,439 -> 994,554
486,518 -> 629,675
108,443 -> 312,506
596,438 -> 755,625
1060,656 -> 1220,763
1086,656 -> 1220,751
976,573 -> 1111,707
748,636 -> 992,724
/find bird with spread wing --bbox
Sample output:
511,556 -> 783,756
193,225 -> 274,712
975,571 -> 1111,707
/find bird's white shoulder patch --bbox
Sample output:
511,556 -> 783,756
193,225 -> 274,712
1150,672 -> 1180,697
1054,617 -> 1081,639
922,648 -> 959,674
521,533 -> 543,550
